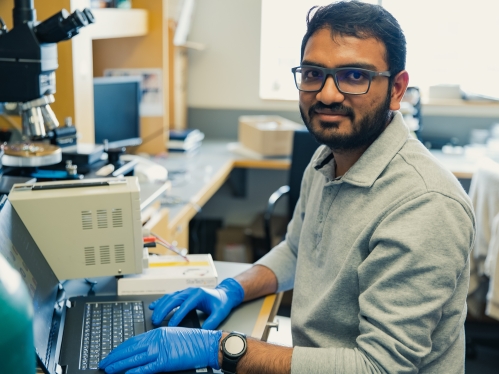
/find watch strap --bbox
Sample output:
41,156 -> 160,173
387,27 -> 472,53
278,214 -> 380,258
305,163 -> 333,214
221,355 -> 239,374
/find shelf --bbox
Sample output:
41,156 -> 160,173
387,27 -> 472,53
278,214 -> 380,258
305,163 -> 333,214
421,100 -> 499,117
88,8 -> 148,39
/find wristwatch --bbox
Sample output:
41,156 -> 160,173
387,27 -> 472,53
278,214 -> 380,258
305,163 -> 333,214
220,331 -> 247,374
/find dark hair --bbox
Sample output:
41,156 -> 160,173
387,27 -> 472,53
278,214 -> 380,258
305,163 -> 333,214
301,1 -> 406,77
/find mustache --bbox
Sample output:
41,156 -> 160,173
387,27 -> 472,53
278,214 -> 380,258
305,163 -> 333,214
308,102 -> 354,119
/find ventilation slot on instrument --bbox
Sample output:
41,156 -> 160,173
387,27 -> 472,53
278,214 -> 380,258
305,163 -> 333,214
81,211 -> 93,230
112,208 -> 123,228
100,245 -> 111,264
97,210 -> 108,229
84,247 -> 96,266
115,244 -> 125,263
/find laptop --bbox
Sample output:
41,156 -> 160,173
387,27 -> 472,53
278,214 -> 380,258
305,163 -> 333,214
0,196 -> 214,374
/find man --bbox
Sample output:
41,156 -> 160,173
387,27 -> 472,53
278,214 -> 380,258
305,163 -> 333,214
99,1 -> 475,373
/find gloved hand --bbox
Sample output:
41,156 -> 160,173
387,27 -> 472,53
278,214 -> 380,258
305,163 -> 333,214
98,327 -> 222,374
149,278 -> 245,330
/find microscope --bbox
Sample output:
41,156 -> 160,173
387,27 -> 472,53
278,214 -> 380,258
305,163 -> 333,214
0,0 -> 94,180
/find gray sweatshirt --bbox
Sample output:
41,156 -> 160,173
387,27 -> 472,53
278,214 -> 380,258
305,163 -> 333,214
256,112 -> 475,373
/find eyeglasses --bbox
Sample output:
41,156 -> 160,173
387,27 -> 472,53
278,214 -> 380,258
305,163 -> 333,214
291,65 -> 391,95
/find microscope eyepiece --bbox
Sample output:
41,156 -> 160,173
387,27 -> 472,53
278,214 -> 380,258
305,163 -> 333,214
83,9 -> 95,25
0,2 -> 94,107
13,0 -> 36,27
67,9 -> 88,28
34,8 -> 93,43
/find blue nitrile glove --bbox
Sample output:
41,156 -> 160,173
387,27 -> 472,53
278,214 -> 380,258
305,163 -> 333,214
98,327 -> 222,374
149,278 -> 244,330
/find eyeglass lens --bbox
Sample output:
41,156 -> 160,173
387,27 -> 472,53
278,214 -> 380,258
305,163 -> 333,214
295,66 -> 371,94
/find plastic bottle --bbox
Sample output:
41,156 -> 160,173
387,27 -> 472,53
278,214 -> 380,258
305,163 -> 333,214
0,253 -> 35,373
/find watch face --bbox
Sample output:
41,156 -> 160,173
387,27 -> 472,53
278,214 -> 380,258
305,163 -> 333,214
224,335 -> 245,355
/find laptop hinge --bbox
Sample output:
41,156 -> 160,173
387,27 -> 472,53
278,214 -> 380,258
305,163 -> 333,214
40,293 -> 67,374
36,291 -> 67,374
53,297 -> 67,374
55,282 -> 66,306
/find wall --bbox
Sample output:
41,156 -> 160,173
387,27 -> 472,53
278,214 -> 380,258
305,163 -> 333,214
186,0 -> 296,112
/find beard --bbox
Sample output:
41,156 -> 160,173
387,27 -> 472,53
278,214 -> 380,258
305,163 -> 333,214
299,91 -> 392,151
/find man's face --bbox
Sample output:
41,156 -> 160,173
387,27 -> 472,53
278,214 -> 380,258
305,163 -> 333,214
299,29 -> 394,151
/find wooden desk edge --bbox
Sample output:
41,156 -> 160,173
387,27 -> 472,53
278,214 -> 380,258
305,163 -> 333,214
452,171 -> 473,179
250,292 -> 283,340
233,159 -> 290,170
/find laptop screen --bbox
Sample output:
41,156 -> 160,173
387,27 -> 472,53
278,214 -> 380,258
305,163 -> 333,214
0,196 -> 61,371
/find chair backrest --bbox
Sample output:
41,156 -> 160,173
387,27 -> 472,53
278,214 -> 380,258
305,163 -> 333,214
287,129 -> 322,217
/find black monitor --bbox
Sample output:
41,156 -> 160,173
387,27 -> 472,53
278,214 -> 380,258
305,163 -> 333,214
93,75 -> 142,149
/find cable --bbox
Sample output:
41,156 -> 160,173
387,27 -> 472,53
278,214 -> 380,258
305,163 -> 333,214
143,234 -> 189,261
139,127 -> 167,147
152,233 -> 189,262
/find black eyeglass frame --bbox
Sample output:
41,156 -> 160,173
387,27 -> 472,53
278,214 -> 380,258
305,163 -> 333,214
291,65 -> 391,95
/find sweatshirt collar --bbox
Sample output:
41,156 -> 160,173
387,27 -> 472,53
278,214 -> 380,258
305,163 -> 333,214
313,111 -> 409,187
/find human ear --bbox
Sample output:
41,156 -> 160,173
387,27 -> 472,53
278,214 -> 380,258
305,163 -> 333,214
389,70 -> 409,111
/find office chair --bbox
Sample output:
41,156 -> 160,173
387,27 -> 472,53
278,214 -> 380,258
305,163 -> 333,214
263,129 -> 321,254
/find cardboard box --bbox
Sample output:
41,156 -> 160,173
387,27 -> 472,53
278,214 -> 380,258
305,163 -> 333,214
238,115 -> 305,156
117,254 -> 217,295
215,226 -> 253,263
247,213 -> 288,260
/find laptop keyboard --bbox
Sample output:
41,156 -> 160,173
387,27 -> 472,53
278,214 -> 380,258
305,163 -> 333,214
80,301 -> 146,370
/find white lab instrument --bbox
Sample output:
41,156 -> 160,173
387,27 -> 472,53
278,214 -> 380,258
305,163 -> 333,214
8,176 -> 147,280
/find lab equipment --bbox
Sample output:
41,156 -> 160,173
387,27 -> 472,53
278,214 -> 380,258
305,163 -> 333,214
93,76 -> 143,150
8,176 -> 146,280
0,195 -> 206,374
149,277 -> 245,329
0,0 -> 94,167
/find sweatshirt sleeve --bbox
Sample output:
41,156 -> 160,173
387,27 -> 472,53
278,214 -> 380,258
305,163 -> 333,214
291,192 -> 475,373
